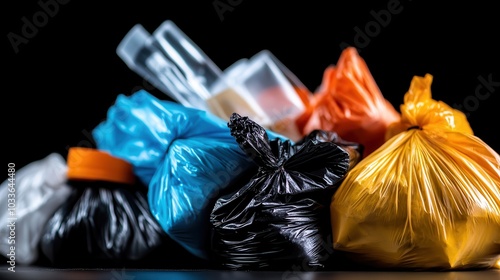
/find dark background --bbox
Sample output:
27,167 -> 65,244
4,0 -> 499,170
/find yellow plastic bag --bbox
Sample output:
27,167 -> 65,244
331,74 -> 500,270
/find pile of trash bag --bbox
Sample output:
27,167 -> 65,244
4,18 -> 499,272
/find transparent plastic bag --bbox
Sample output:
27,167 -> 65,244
117,23 -> 212,110
228,50 -> 310,140
118,21 -> 270,125
331,74 -> 500,270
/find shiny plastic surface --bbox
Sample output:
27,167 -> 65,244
295,130 -> 364,171
40,180 -> 167,267
0,153 -> 71,265
151,21 -> 275,125
117,24 -> 211,111
296,47 -> 401,157
92,89 -> 242,185
331,74 -> 500,270
92,90 -> 287,259
152,20 -> 222,98
210,113 -> 354,270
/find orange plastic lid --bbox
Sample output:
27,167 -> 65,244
67,147 -> 135,185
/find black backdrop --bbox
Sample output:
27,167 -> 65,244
4,0 -> 499,171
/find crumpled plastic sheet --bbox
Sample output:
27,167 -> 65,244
210,113 -> 358,269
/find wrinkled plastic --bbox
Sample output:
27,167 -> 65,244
0,153 -> 71,265
40,179 -> 168,267
210,113 -> 359,270
331,74 -> 500,270
295,130 -> 364,171
92,90 -> 246,186
40,181 -> 167,267
92,90 -> 287,259
295,47 -> 401,157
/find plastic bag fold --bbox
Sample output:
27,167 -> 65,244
210,113 -> 362,269
295,47 -> 401,157
331,74 -> 500,270
40,148 -> 168,268
92,90 -> 286,259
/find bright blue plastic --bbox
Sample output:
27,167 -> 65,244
92,90 -> 287,259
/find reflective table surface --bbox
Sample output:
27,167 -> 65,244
1,267 -> 499,280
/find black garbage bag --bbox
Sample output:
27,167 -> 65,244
294,129 -> 364,170
40,147 -> 201,268
209,113 -> 362,270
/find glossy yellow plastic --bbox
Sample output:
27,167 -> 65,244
331,74 -> 500,270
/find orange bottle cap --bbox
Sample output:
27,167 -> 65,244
67,147 -> 136,185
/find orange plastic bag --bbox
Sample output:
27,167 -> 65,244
330,74 -> 500,270
295,47 -> 400,157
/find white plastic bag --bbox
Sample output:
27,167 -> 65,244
0,153 -> 71,265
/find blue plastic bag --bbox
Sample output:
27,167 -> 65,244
92,90 -> 287,259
